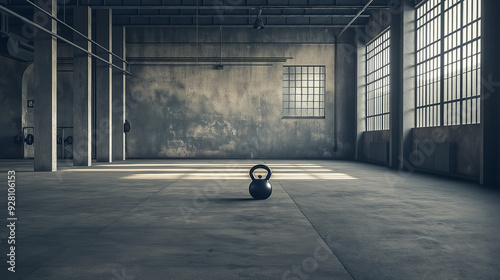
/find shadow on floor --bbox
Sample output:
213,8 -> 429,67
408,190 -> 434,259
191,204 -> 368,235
211,197 -> 256,202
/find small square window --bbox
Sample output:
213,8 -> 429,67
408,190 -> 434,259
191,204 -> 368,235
282,66 -> 325,118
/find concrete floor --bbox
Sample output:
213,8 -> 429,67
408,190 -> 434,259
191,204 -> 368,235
0,159 -> 499,280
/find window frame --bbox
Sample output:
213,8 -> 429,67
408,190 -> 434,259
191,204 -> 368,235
415,0 -> 482,128
365,28 -> 391,131
282,65 -> 326,119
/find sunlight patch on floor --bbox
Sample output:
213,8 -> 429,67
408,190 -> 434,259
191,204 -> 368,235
62,168 -> 334,172
98,163 -> 324,168
121,172 -> 357,180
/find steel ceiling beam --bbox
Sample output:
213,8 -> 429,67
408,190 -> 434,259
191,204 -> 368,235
4,1 -> 387,28
114,14 -> 371,18
123,24 -> 364,28
87,5 -> 388,10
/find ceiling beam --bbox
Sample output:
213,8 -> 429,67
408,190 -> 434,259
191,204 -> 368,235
122,24 -> 364,28
114,14 -> 371,18
87,5 -> 389,10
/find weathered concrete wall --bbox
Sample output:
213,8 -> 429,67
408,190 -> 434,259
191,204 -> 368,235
413,126 -> 480,178
20,45 -> 74,159
55,46 -> 74,159
57,71 -> 74,159
0,56 -> 29,159
57,72 -> 73,128
22,64 -> 34,158
126,27 -> 356,159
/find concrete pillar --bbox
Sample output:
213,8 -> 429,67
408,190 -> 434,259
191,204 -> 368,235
355,36 -> 366,161
112,26 -> 126,161
73,7 -> 92,166
33,0 -> 57,171
481,0 -> 500,186
389,2 -> 415,169
334,43 -> 357,159
95,9 -> 112,162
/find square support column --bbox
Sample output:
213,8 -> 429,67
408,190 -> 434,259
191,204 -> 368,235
73,7 -> 92,166
355,36 -> 366,161
112,26 -> 126,161
95,9 -> 112,162
389,2 -> 415,170
481,0 -> 500,186
33,0 -> 57,171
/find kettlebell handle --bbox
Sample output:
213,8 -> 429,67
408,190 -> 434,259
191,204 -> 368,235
249,164 -> 272,181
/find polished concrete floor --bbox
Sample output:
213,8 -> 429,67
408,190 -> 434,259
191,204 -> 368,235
0,159 -> 499,280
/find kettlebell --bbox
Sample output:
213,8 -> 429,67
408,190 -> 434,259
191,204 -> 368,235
249,164 -> 272,200
25,134 -> 34,146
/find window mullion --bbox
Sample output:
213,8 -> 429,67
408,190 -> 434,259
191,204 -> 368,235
440,0 -> 445,126
459,0 -> 464,125
365,29 -> 390,131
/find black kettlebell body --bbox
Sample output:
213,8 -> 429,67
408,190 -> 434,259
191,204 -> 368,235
249,164 -> 272,200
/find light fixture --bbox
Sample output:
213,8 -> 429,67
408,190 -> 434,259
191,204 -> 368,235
253,8 -> 264,30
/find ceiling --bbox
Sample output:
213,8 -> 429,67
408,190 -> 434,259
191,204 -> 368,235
4,0 -> 390,28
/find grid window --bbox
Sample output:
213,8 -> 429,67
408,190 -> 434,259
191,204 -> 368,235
416,0 -> 442,127
283,66 -> 325,118
366,29 -> 390,131
416,0 -> 481,127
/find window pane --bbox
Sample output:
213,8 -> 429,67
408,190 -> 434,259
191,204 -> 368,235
282,66 -> 325,118
417,0 -> 481,127
365,29 -> 391,131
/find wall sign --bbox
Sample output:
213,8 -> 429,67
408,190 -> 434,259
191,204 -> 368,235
28,100 -> 34,108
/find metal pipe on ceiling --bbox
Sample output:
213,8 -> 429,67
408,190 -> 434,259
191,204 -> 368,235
123,24 -> 364,28
24,0 -> 129,65
336,0 -> 374,39
127,63 -> 275,67
88,5 -> 389,10
0,4 -> 132,75
127,57 -> 292,63
126,41 -> 337,45
114,14 -> 371,18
